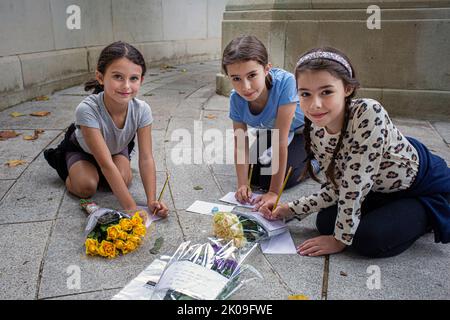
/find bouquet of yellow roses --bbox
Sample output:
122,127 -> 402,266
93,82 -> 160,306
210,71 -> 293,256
81,200 -> 147,259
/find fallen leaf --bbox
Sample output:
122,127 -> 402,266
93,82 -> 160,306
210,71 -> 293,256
205,114 -> 217,120
178,91 -> 186,94
288,294 -> 309,300
10,112 -> 26,117
5,159 -> 27,167
0,130 -> 21,140
150,237 -> 164,254
160,64 -> 176,70
340,271 -> 348,277
33,95 -> 49,101
193,185 -> 203,191
23,129 -> 45,141
144,93 -> 154,96
30,111 -> 51,117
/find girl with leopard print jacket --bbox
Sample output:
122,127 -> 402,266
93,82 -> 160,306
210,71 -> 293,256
260,47 -> 450,258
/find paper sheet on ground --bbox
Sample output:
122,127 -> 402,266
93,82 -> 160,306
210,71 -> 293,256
219,191 -> 260,209
260,230 -> 297,254
186,200 -> 235,215
137,206 -> 163,228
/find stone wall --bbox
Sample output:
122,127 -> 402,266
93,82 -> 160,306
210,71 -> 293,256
0,0 -> 227,111
216,0 -> 450,120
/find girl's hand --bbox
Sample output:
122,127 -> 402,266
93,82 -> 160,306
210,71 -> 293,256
297,235 -> 347,257
148,200 -> 169,218
254,191 -> 278,211
235,185 -> 253,204
259,203 -> 293,221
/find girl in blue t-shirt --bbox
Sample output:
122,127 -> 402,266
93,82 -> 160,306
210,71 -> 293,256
222,35 -> 312,210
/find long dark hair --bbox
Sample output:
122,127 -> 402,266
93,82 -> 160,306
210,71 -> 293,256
85,41 -> 147,94
295,47 -> 360,188
222,35 -> 272,90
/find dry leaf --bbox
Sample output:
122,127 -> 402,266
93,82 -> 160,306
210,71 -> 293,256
10,112 -> 26,118
340,271 -> 348,277
33,95 -> 49,101
23,129 -> 45,141
288,294 -> 309,300
5,159 -> 27,167
0,130 -> 21,140
205,114 -> 217,120
160,64 -> 176,70
30,111 -> 51,117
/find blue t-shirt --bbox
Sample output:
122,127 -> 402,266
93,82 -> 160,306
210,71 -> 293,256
229,68 -> 304,131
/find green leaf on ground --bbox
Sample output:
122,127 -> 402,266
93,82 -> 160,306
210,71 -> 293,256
193,185 -> 203,191
150,237 -> 164,254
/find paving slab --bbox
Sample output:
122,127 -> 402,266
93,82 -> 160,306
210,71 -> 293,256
0,153 -> 66,223
0,100 -> 77,130
431,121 -> 450,145
0,129 -> 62,179
393,117 -> 450,162
53,84 -> 89,97
47,288 -> 121,300
0,221 -> 52,300
327,232 -> 450,300
204,94 -> 230,112
0,179 -> 15,200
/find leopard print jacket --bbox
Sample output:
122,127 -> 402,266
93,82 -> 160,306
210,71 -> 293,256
288,98 -> 419,245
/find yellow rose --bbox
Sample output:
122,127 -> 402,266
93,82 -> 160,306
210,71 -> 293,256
118,231 -> 128,241
127,235 -> 142,245
122,240 -> 137,254
106,225 -> 121,241
114,239 -> 126,251
133,225 -> 146,237
99,240 -> 117,258
131,212 -> 144,226
119,218 -> 133,231
85,238 -> 99,256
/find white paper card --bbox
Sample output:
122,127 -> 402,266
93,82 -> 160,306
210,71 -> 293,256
186,200 -> 235,215
260,230 -> 297,254
156,260 -> 229,300
219,192 -> 260,209
232,209 -> 288,237
112,258 -> 168,300
137,206 -> 162,228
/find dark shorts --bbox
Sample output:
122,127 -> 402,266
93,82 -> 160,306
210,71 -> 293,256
65,132 -> 130,171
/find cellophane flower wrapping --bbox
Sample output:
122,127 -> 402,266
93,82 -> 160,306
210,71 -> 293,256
150,238 -> 262,300
81,200 -> 147,259
212,211 -> 269,249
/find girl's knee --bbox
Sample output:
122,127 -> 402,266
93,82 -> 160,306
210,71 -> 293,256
352,230 -> 389,258
315,208 -> 337,235
119,168 -> 132,186
67,177 -> 98,198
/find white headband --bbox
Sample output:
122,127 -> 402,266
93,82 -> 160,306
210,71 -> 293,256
296,51 -> 353,78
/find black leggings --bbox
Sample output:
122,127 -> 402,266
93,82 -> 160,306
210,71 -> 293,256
249,130 -> 307,191
316,192 -> 431,258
